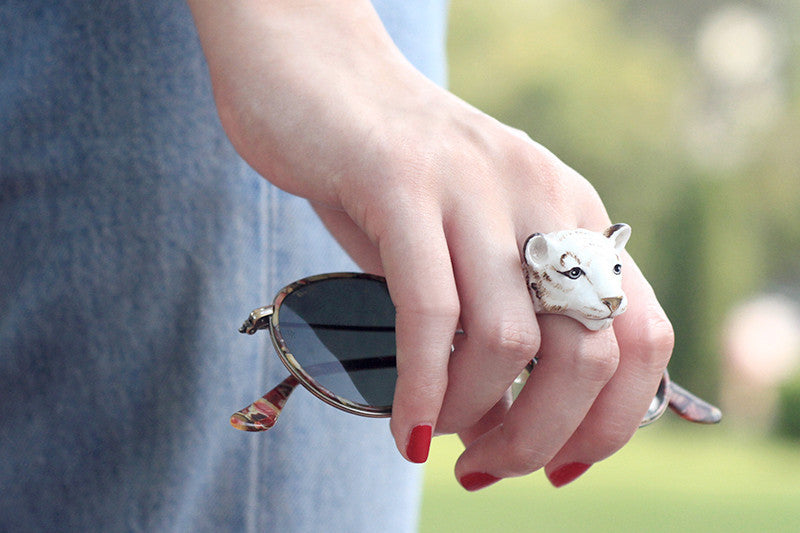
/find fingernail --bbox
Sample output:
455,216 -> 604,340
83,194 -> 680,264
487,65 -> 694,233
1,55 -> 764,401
406,424 -> 432,463
549,462 -> 592,488
459,472 -> 501,492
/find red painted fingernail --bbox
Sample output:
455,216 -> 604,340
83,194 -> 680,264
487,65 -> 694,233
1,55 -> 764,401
459,472 -> 501,492
406,424 -> 432,463
549,462 -> 592,488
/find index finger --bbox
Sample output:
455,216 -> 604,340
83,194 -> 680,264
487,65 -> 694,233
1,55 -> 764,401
378,209 -> 460,463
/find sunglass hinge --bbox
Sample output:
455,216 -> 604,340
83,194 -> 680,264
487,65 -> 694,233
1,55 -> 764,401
239,306 -> 274,335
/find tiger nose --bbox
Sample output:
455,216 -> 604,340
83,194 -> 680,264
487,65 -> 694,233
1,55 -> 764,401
602,297 -> 623,313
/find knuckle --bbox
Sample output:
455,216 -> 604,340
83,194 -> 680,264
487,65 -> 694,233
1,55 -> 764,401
511,146 -> 564,199
630,311 -> 675,369
500,427 -> 551,474
568,334 -> 620,385
418,298 -> 462,325
397,371 -> 448,403
395,291 -> 461,325
480,317 -> 540,367
586,419 -> 636,458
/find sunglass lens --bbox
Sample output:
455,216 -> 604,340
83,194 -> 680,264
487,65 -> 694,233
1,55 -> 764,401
276,276 -> 396,410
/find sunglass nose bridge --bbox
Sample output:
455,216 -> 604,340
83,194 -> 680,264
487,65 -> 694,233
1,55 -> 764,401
239,306 -> 274,335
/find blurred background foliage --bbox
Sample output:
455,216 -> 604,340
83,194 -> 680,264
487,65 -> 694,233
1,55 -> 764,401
420,2 -> 800,529
446,0 -> 800,402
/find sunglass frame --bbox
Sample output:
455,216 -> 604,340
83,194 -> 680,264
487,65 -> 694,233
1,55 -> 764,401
262,272 -> 394,418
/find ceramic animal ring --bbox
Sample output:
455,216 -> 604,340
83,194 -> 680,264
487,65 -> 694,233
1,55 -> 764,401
523,224 -> 631,331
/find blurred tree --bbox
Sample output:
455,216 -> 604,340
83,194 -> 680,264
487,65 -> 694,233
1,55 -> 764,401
447,0 -> 800,400
776,376 -> 800,440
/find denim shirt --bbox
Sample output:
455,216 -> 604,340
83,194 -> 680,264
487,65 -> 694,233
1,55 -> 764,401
0,1 -> 447,531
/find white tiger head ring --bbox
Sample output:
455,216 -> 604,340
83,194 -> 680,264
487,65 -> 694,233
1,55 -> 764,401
522,224 -> 631,331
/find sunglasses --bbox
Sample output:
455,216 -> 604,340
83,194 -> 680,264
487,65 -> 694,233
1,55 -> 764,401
231,272 -> 721,432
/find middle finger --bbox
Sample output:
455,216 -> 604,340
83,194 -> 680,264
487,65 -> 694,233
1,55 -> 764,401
434,211 -> 540,434
453,314 -> 619,487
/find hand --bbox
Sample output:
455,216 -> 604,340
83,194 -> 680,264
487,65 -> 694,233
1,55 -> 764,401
188,0 -> 674,487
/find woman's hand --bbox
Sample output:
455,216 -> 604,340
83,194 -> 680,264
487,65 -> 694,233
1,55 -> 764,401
188,0 -> 674,488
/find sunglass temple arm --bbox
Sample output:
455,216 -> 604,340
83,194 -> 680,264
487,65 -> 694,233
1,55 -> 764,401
230,306 -> 302,431
230,375 -> 299,431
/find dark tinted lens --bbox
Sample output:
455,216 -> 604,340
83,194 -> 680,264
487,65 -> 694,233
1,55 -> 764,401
276,276 -> 396,409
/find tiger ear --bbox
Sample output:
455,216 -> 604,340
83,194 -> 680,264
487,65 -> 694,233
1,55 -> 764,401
604,223 -> 631,251
523,233 -> 550,268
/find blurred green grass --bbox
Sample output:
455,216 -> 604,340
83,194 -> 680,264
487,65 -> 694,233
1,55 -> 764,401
420,424 -> 800,532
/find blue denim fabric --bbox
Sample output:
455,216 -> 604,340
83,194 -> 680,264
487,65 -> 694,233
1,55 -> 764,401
0,1 -> 448,531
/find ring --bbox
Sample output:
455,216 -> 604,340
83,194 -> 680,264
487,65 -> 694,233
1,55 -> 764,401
522,224 -> 631,331
520,224 -> 724,427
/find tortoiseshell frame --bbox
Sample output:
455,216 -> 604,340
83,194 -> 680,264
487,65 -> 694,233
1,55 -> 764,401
232,273 -> 392,431
231,272 -> 721,432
